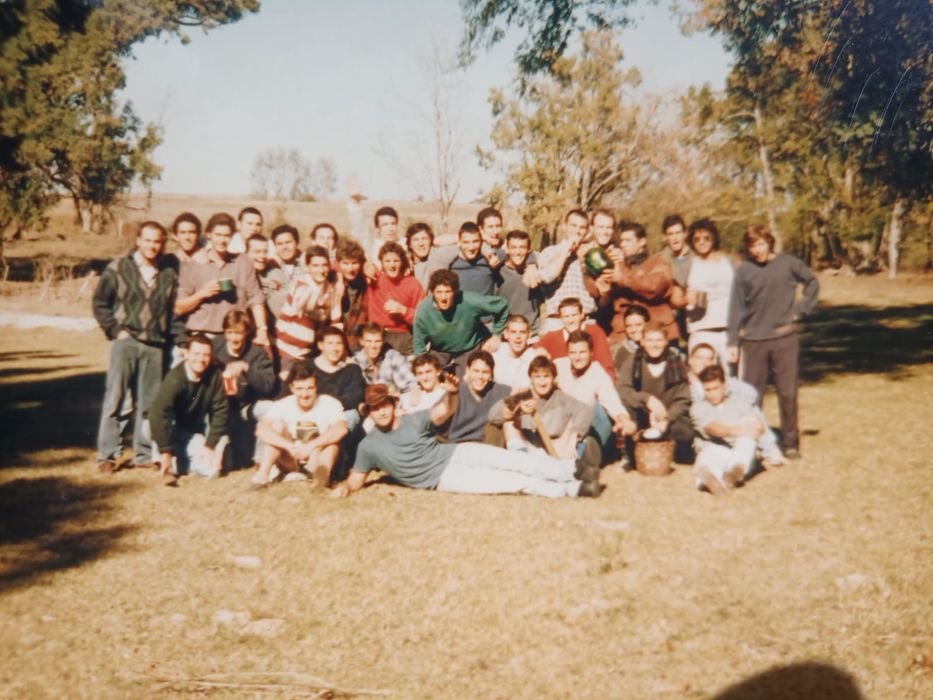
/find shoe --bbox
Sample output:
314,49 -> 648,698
696,463 -> 726,496
574,460 -> 599,482
97,460 -> 119,474
283,472 -> 308,483
162,472 -> 179,487
784,448 -> 802,461
761,450 -> 787,469
577,481 -> 605,498
249,473 -> 269,491
723,463 -> 745,488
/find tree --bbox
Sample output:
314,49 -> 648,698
481,31 -> 659,244
378,43 -> 463,233
683,0 -> 933,273
250,149 -> 337,201
459,0 -> 638,85
0,0 -> 259,262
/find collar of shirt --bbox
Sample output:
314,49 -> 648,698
133,251 -> 159,287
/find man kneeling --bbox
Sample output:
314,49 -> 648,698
330,380 -> 602,499
251,364 -> 348,489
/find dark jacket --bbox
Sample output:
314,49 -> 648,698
148,363 -> 228,450
616,348 -> 691,426
211,337 -> 277,406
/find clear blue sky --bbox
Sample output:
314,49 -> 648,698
121,0 -> 731,200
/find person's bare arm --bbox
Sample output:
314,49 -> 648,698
256,417 -> 296,454
330,470 -> 367,498
174,280 -> 220,316
430,373 -> 461,426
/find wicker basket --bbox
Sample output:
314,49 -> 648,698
634,434 -> 674,476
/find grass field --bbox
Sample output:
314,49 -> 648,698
0,275 -> 931,699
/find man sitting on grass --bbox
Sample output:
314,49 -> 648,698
251,364 -> 348,490
330,382 -> 602,499
444,350 -> 512,443
690,364 -> 763,495
148,334 -> 228,485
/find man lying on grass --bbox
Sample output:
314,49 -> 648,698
330,381 -> 603,499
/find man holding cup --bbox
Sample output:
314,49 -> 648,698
175,212 -> 269,345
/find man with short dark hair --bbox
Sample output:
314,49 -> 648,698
331,381 -> 601,499
660,214 -> 690,286
727,225 -> 819,459
271,224 -> 305,281
412,269 -> 510,373
246,234 -> 288,319
477,206 -> 504,249
424,221 -> 500,295
252,364 -> 348,489
170,212 -> 207,264
352,323 -> 416,393
489,356 -> 600,478
93,221 -> 178,473
491,314 -> 543,388
598,221 -> 680,346
444,350 -> 512,443
149,333 -> 229,485
336,241 -> 369,352
175,212 -> 269,344
229,206 -> 264,254
400,353 -> 447,414
535,296 -> 616,380
370,206 -> 400,262
495,229 -> 543,335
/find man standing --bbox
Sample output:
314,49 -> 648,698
495,229 -> 543,336
271,224 -> 305,282
599,221 -> 679,346
727,225 -> 819,459
246,233 -> 288,320
148,334 -> 229,484
659,214 -> 691,287
175,212 -> 269,345
425,221 -> 500,296
229,206 -> 264,254
170,213 -> 207,264
477,206 -> 505,250
93,221 -> 178,472
412,269 -> 509,373
537,209 -> 596,332
331,382 -> 601,499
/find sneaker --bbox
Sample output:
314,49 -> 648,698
784,448 -> 802,461
696,463 -> 726,496
162,472 -> 179,487
577,481 -> 605,498
723,463 -> 745,488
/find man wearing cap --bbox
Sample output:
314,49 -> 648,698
330,380 -> 603,499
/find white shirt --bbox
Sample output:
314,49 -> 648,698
686,255 -> 734,332
264,394 -> 346,439
555,358 -> 628,420
491,345 -> 541,389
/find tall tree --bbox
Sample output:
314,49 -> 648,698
481,31 -> 658,244
0,0 -> 259,261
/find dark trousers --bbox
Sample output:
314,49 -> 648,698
741,333 -> 800,451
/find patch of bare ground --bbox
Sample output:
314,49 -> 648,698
0,279 -> 930,699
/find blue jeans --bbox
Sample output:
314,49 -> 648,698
96,336 -> 164,465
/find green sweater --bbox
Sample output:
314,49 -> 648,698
148,363 -> 229,450
412,290 -> 510,355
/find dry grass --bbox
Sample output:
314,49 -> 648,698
0,278 -> 931,699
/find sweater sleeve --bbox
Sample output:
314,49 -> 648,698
616,355 -> 650,413
92,263 -> 120,339
474,293 -> 510,335
726,267 -> 747,346
244,346 -> 277,399
791,257 -> 820,319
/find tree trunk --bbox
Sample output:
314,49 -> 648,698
887,197 -> 905,279
753,103 -> 782,252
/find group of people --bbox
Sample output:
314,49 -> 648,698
92,204 -> 819,498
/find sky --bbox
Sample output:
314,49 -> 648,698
121,0 -> 731,201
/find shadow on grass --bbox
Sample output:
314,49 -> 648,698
0,476 -> 137,594
0,370 -> 104,469
802,303 -> 933,382
712,661 -> 863,699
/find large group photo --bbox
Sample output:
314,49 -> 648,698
1,1 -> 931,698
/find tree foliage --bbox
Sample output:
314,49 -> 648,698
459,0 -> 639,85
683,0 -> 932,269
482,31 -> 658,244
0,0 -> 259,248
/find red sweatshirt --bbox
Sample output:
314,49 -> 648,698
534,322 -> 618,381
364,272 -> 425,334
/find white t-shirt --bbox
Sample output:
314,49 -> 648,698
492,346 -> 540,389
399,386 -> 446,414
264,394 -> 346,439
686,255 -> 734,332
